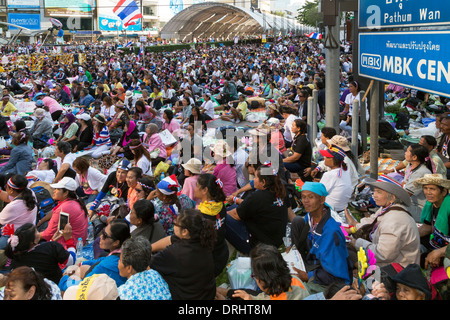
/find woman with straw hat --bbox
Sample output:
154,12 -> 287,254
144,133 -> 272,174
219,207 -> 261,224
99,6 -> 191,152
345,175 -> 420,268
413,173 -> 450,270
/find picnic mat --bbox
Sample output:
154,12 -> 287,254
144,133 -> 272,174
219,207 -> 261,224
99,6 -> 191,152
362,157 -> 401,175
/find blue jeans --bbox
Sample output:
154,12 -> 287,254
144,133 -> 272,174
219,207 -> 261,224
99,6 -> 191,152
225,212 -> 252,255
0,235 -> 9,250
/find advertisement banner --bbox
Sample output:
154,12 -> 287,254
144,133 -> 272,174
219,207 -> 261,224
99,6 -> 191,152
359,31 -> 450,98
8,13 -> 41,30
7,0 -> 39,9
44,0 -> 94,17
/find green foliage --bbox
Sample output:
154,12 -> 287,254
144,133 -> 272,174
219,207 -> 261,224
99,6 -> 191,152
297,0 -> 323,27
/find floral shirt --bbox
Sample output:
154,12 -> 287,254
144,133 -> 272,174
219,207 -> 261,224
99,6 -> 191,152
118,269 -> 172,300
154,194 -> 195,236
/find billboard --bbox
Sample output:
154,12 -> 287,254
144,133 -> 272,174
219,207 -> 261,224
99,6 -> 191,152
359,30 -> 450,98
45,0 -> 95,17
8,13 -> 41,30
7,0 -> 39,9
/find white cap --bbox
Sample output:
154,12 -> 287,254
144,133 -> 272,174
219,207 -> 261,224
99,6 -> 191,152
76,113 -> 91,121
50,177 -> 77,191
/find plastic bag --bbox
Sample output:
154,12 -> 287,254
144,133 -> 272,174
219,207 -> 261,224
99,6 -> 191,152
0,137 -> 6,149
226,257 -> 258,291
153,161 -> 169,178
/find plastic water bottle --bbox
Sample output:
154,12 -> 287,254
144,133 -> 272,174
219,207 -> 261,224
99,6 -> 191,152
160,171 -> 165,181
76,237 -> 84,260
86,222 -> 94,245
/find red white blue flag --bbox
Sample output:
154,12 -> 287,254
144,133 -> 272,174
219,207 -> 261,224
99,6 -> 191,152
305,32 -> 323,40
113,0 -> 143,27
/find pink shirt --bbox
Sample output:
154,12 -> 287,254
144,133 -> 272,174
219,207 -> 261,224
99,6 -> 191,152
181,175 -> 200,205
43,96 -> 63,114
143,132 -> 167,159
0,196 -> 37,230
213,163 -> 237,197
162,118 -> 180,134
40,199 -> 89,245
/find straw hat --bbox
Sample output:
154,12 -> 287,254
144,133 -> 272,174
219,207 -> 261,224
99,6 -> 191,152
248,123 -> 271,136
267,117 -> 280,129
367,175 -> 411,207
181,158 -> 202,175
210,140 -> 232,158
413,173 -> 450,190
63,274 -> 119,300
327,135 -> 351,152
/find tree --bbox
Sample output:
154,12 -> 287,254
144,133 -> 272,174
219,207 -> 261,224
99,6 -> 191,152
296,0 -> 323,27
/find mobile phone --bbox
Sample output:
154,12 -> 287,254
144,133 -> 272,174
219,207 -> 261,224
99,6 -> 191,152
58,212 -> 69,231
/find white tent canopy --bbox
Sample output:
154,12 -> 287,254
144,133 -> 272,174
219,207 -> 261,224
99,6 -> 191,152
160,2 -> 313,41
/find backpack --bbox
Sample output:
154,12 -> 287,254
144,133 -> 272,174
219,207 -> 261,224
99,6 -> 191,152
32,186 -> 56,221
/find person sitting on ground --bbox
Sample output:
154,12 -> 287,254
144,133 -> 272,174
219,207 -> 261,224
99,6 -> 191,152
282,119 -> 312,181
215,243 -> 310,300
180,158 -> 202,206
226,163 -> 288,255
118,236 -> 172,300
193,173 -> 229,277
88,113 -> 112,159
211,140 -> 237,197
26,158 -> 57,185
2,266 -> 53,300
29,107 -> 53,150
220,93 -> 248,124
151,175 -> 195,236
345,175 -> 421,268
53,141 -> 77,182
0,128 -> 33,177
111,120 -> 140,161
142,123 -> 167,168
371,263 -> 432,300
128,199 -> 166,245
289,181 -> 353,293
76,219 -> 130,287
150,209 -> 217,300
129,139 -> 153,176
72,157 -> 108,205
0,175 -> 38,250
318,145 -> 353,222
3,223 -> 75,285
413,174 -> 450,271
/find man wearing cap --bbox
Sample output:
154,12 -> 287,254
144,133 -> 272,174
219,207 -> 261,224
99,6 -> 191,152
289,181 -> 353,291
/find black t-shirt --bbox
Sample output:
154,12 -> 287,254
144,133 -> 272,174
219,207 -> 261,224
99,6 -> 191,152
236,189 -> 288,249
10,241 -> 69,284
101,171 -> 129,201
291,133 -> 312,169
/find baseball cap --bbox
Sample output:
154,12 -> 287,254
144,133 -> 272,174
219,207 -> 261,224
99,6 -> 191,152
50,177 -> 77,191
63,274 -> 119,300
76,113 -> 91,121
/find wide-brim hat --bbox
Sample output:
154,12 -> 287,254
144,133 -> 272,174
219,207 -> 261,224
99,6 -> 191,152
327,135 -> 351,152
413,173 -> 450,190
248,123 -> 271,136
181,158 -> 202,175
210,140 -> 232,157
367,175 -> 411,207
93,113 -> 106,123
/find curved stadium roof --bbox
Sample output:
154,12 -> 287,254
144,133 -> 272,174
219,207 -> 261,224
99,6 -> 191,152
160,2 -> 313,41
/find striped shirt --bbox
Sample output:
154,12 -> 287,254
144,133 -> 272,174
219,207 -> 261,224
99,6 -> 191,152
92,126 -> 112,147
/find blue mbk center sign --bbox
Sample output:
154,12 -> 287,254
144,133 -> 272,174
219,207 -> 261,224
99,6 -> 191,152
359,0 -> 450,29
359,31 -> 450,98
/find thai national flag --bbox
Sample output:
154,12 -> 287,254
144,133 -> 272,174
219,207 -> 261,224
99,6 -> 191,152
35,40 -> 41,49
305,32 -> 323,40
125,40 -> 133,48
113,0 -> 143,27
137,43 -> 143,62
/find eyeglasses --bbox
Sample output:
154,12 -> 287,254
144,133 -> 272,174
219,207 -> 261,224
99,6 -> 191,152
100,229 -> 114,240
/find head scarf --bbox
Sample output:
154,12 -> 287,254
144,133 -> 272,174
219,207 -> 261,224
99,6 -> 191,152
300,181 -> 328,197
122,120 -> 137,147
62,112 -> 76,134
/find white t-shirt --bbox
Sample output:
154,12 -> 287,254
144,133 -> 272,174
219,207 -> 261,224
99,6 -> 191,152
283,114 -> 299,142
345,92 -> 369,120
55,153 -> 76,170
26,169 -> 56,185
320,168 -> 353,212
136,156 -> 152,176
201,100 -> 215,119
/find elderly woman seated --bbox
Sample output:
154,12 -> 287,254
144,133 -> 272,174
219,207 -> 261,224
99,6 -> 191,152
345,175 -> 421,269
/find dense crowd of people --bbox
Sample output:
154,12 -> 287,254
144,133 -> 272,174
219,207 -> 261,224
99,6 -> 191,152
0,33 -> 448,303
